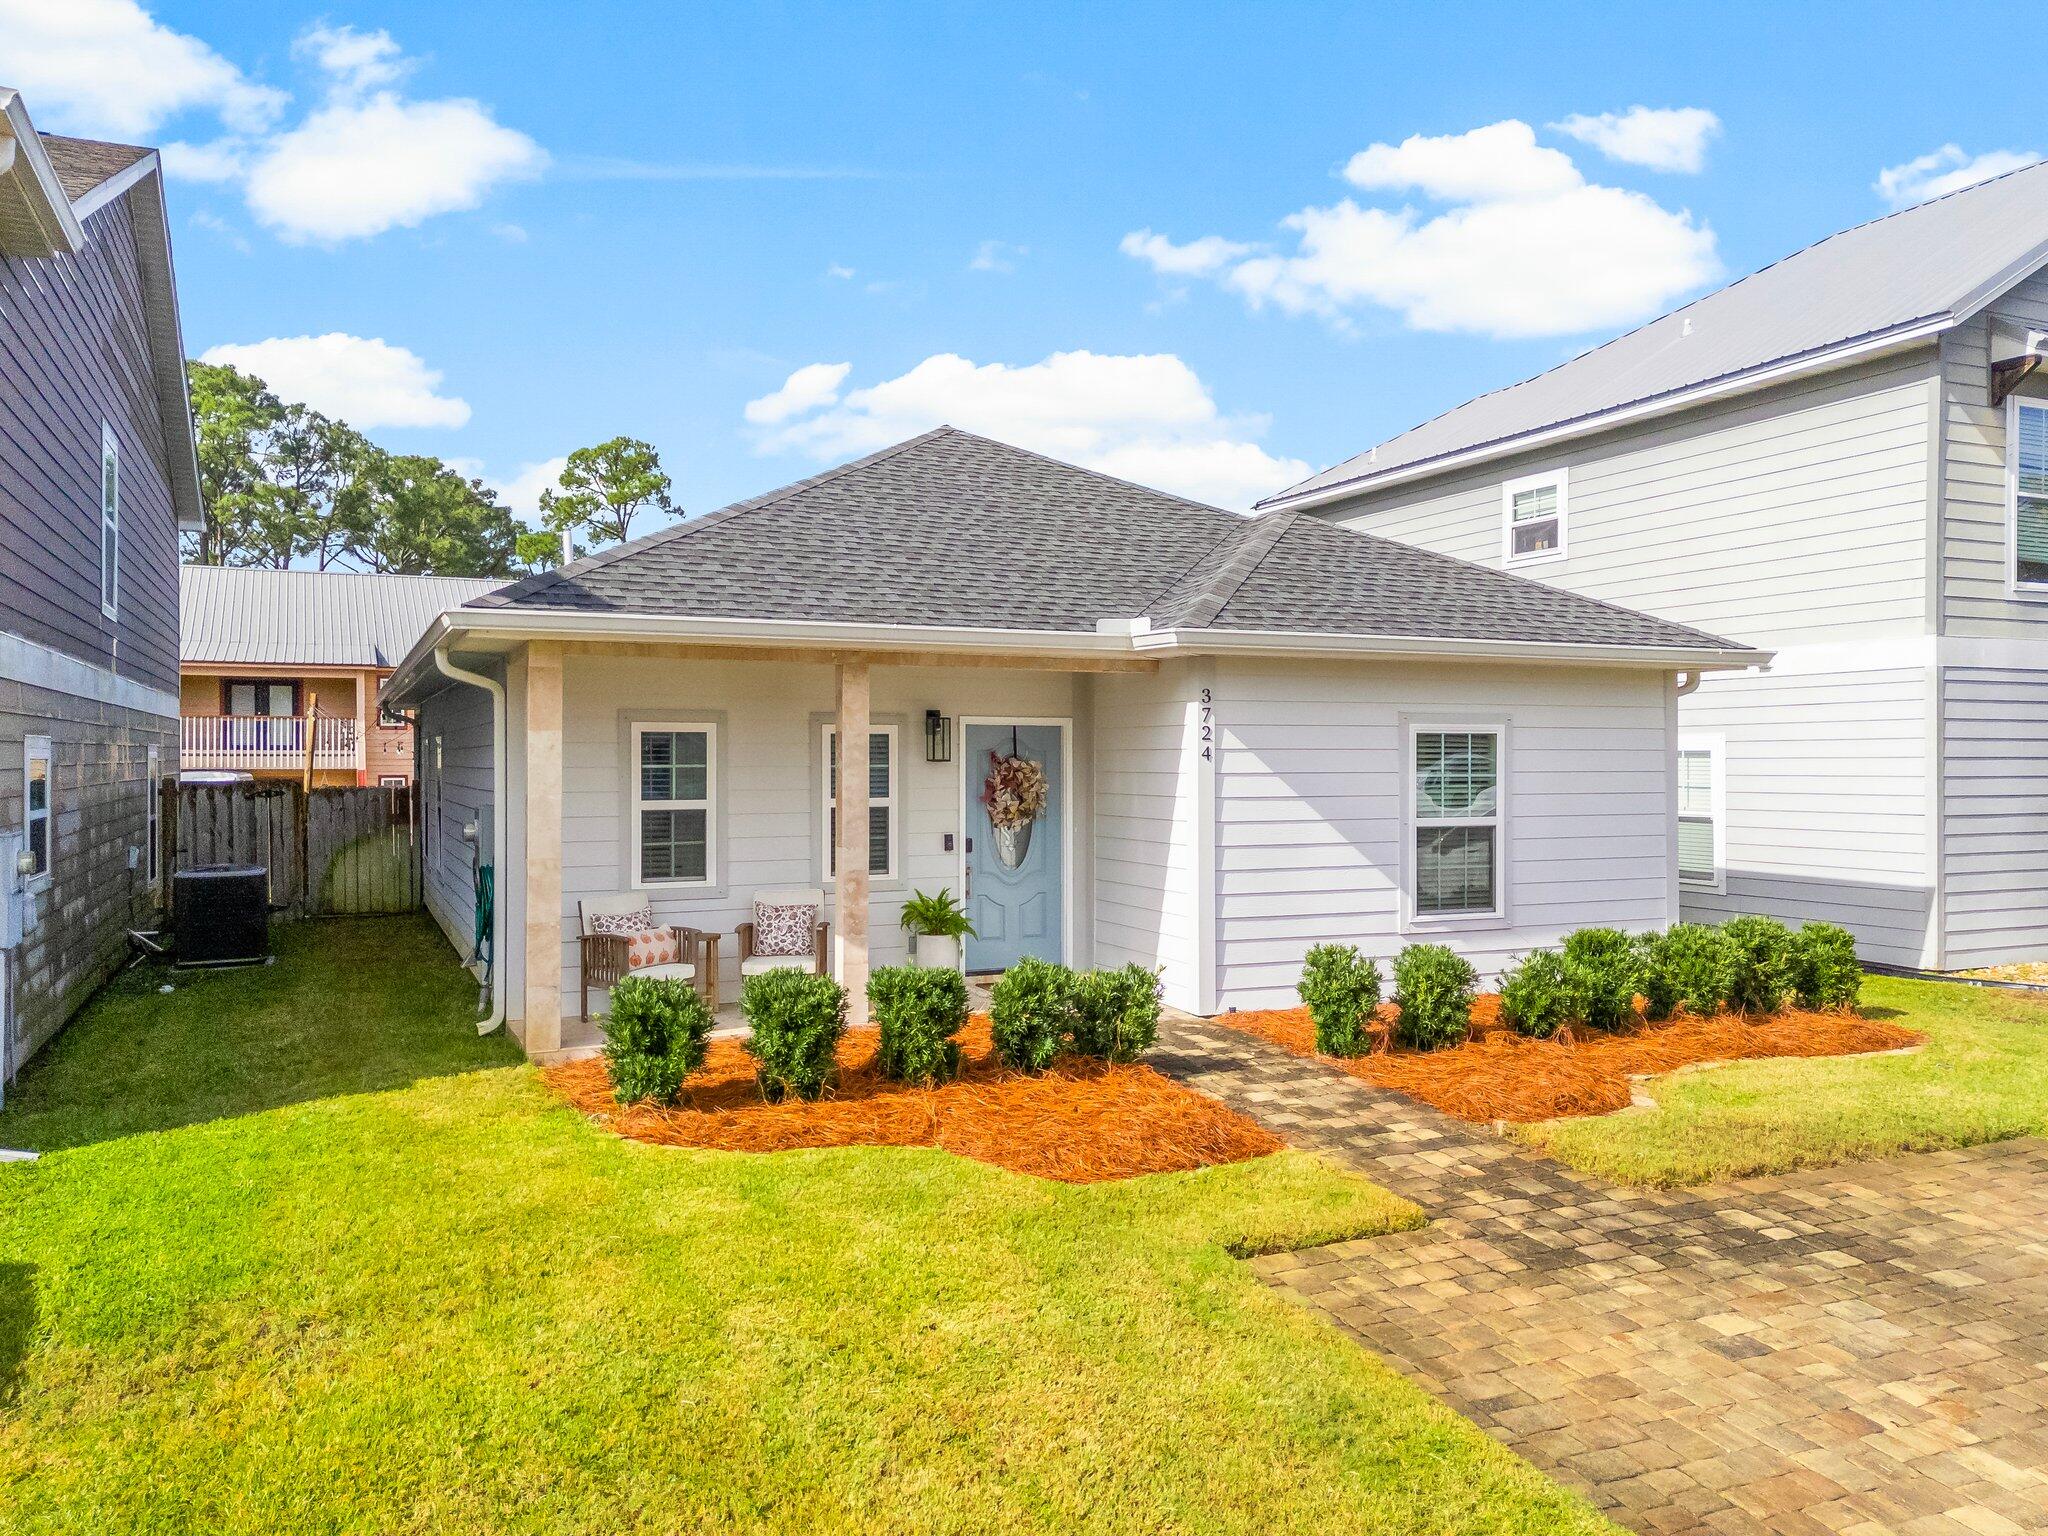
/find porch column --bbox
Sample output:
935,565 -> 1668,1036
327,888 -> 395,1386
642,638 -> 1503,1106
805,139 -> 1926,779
834,657 -> 871,1026
524,641 -> 564,1054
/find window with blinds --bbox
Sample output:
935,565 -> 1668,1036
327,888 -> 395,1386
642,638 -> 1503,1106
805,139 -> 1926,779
634,724 -> 714,885
1412,728 -> 1502,917
2017,400 -> 2048,588
1501,469 -> 1566,567
822,726 -> 896,880
1676,736 -> 1722,889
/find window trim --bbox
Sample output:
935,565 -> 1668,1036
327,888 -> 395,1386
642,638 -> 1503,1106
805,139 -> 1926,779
145,743 -> 161,887
1676,732 -> 1727,895
1500,467 -> 1568,570
378,774 -> 407,789
2007,395 -> 2048,600
630,720 -> 718,892
1403,720 -> 1507,931
99,422 -> 119,620
23,734 -> 52,890
819,722 -> 899,884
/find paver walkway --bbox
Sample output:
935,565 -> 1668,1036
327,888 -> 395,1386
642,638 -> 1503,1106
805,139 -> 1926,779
1152,1013 -> 2048,1536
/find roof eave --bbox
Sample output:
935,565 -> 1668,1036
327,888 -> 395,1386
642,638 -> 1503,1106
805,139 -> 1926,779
1258,316 -> 1956,512
0,90 -> 85,256
1136,626 -> 1772,671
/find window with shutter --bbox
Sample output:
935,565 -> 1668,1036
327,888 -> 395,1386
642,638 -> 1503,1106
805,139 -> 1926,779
633,723 -> 715,886
822,725 -> 896,880
1410,727 -> 1504,919
2015,400 -> 2048,589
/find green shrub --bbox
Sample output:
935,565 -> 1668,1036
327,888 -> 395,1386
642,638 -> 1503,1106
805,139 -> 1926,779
1497,950 -> 1583,1039
1636,923 -> 1732,1017
1789,921 -> 1861,1011
1561,927 -> 1641,1031
1069,964 -> 1163,1063
898,888 -> 977,940
1721,915 -> 1796,1014
988,956 -> 1075,1072
742,968 -> 848,1101
1296,944 -> 1383,1056
1390,943 -> 1475,1050
868,965 -> 968,1085
602,975 -> 715,1105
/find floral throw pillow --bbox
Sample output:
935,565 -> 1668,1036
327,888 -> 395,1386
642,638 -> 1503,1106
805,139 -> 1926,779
591,905 -> 658,936
753,902 -> 817,958
625,927 -> 682,971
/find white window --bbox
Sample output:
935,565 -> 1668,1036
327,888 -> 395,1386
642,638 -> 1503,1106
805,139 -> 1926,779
1677,734 -> 1725,892
23,734 -> 51,885
633,722 -> 715,887
1410,726 -> 1503,920
378,774 -> 407,789
821,725 -> 896,882
2011,399 -> 2048,592
145,743 -> 160,886
1501,468 -> 1566,568
99,423 -> 119,619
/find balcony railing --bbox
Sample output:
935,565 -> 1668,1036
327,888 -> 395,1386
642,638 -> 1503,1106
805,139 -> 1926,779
181,714 -> 363,772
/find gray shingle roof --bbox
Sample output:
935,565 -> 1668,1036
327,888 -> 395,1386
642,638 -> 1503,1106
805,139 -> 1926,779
1266,156 -> 2048,504
470,428 -> 1750,657
38,134 -> 151,202
183,566 -> 507,668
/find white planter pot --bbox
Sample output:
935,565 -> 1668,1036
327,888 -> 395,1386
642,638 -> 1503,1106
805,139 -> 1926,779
913,933 -> 961,971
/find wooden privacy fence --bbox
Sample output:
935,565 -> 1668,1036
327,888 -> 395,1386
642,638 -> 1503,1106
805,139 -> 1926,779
164,780 -> 423,916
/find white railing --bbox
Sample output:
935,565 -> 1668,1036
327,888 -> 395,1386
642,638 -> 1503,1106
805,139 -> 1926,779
181,714 -> 362,772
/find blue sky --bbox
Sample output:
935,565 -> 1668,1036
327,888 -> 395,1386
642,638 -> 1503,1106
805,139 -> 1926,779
8,0 -> 2046,524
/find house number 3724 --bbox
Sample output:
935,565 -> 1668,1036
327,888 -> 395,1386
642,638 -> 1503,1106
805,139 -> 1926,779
1199,687 -> 1213,761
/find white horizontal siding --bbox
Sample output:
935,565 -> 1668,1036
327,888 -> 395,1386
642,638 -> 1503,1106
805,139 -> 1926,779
1209,657 -> 1676,1011
1940,666 -> 2048,968
1321,350 -> 1935,649
1088,664 -> 1204,1011
1678,662 -> 1935,966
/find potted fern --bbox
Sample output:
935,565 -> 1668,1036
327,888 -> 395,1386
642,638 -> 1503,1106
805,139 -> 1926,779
900,888 -> 976,971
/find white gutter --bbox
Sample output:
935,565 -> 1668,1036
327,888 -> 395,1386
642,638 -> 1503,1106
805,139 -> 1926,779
1260,317 -> 1954,512
1133,626 -> 1773,672
431,643 -> 506,1036
0,89 -> 85,254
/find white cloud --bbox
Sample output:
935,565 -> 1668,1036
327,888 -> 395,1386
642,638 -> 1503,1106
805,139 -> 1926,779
744,362 -> 852,425
1551,107 -> 1721,173
746,350 -> 1308,511
825,262 -> 856,279
491,222 -> 529,244
294,22 -> 408,95
1875,144 -> 2042,209
1119,229 -> 1256,277
161,138 -> 249,183
969,239 -> 1025,272
199,334 -> 471,430
0,0 -> 285,138
488,457 -> 570,520
1122,119 -> 1719,338
1344,120 -> 1581,200
244,91 -> 545,243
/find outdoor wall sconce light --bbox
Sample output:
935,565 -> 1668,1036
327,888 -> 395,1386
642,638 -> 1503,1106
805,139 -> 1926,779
924,709 -> 953,763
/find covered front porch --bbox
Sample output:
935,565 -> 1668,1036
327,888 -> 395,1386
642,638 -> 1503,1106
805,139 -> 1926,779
501,637 -> 1164,1060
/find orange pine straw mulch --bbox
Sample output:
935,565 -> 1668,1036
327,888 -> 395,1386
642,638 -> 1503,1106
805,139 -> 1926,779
1220,996 -> 1923,1125
543,1013 -> 1282,1184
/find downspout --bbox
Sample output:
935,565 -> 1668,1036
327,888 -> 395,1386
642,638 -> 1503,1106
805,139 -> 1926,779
1674,669 -> 1702,698
432,643 -> 507,1035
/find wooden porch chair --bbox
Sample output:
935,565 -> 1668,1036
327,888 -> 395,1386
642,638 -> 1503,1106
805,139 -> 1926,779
577,894 -> 706,1021
736,886 -> 831,981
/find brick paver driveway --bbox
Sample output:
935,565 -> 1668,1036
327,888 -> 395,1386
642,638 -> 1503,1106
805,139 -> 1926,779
1153,1014 -> 2048,1536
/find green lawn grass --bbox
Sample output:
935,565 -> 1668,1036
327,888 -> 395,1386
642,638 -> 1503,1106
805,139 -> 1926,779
1517,974 -> 2048,1187
0,917 -> 1615,1535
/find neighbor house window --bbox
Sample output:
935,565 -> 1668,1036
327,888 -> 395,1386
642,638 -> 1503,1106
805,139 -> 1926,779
99,423 -> 119,618
23,734 -> 51,883
2013,399 -> 2048,590
1501,468 -> 1566,568
145,744 -> 160,886
1411,727 -> 1502,918
821,725 -> 896,881
634,723 -> 714,887
1677,735 -> 1725,891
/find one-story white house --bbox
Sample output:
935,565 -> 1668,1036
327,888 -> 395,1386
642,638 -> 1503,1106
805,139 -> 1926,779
383,427 -> 1769,1058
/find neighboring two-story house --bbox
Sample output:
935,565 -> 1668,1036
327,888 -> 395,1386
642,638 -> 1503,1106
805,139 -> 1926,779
1261,161 -> 2048,971
179,566 -> 503,787
0,91 -> 203,1076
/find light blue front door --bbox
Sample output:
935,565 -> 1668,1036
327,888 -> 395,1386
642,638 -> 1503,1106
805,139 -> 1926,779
964,723 -> 1063,972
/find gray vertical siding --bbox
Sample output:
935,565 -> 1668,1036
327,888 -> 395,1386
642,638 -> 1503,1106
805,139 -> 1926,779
0,192 -> 181,694
1939,665 -> 2048,969
417,674 -> 496,971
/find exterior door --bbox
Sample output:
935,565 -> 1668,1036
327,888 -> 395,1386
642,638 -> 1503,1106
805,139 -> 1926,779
964,722 -> 1063,972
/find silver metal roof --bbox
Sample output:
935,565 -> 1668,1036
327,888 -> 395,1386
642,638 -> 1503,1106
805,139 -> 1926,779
181,566 -> 506,668
1265,157 -> 2048,506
